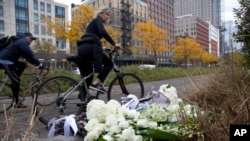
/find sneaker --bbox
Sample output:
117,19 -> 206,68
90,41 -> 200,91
89,84 -> 107,93
14,102 -> 28,108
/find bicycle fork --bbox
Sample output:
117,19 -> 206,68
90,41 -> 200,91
117,74 -> 129,95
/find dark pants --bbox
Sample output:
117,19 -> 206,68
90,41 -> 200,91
78,43 -> 113,87
3,61 -> 26,103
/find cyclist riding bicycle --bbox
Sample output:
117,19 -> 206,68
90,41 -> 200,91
77,6 -> 120,93
0,32 -> 43,108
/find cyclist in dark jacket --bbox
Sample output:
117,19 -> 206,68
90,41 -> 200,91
77,6 -> 119,93
0,32 -> 43,108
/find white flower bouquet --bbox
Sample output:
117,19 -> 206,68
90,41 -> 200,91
83,84 -> 198,141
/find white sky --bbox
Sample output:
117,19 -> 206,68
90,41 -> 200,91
55,0 -> 240,22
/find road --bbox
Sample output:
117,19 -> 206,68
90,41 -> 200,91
0,74 -> 210,141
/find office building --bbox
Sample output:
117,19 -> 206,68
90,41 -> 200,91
175,15 -> 210,53
0,0 -> 70,54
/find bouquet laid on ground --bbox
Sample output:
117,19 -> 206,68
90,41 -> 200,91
83,84 -> 200,141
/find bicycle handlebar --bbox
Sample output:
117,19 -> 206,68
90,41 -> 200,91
22,67 -> 50,77
104,46 -> 124,57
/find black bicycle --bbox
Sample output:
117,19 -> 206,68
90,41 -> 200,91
0,59 -> 49,114
35,48 -> 144,124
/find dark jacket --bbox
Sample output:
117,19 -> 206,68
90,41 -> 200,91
85,16 -> 115,46
77,33 -> 103,72
0,33 -> 40,66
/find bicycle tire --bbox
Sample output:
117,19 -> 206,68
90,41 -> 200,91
0,82 -> 13,114
107,73 -> 144,102
34,76 -> 85,125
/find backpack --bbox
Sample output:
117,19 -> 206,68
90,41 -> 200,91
0,35 -> 19,51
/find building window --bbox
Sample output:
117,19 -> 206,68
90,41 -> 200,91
47,15 -> 51,20
16,10 -> 28,21
47,4 -> 51,13
34,13 -> 38,22
16,23 -> 29,33
47,39 -> 52,44
41,26 -> 46,35
15,0 -> 28,8
0,6 -> 3,16
41,38 -> 46,43
40,14 -> 45,23
55,6 -> 65,17
34,24 -> 39,34
33,0 -> 38,10
40,2 -> 45,12
56,40 -> 66,49
0,20 -> 4,30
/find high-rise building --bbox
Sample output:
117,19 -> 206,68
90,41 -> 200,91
141,0 -> 175,63
174,0 -> 225,56
0,0 -> 70,54
174,0 -> 222,28
175,15 -> 210,53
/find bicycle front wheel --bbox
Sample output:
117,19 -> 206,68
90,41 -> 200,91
0,82 -> 13,114
34,76 -> 84,125
107,73 -> 144,102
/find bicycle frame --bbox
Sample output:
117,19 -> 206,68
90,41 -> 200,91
0,69 -> 48,99
101,49 -> 130,94
61,71 -> 95,104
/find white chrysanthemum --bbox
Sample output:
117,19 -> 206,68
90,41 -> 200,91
137,119 -> 149,128
125,109 -> 140,119
86,99 -> 105,112
103,134 -> 114,141
85,118 -> 104,135
84,131 -> 99,141
133,135 -> 143,141
86,101 -> 110,122
105,115 -> 119,127
107,125 -> 122,135
120,128 -> 135,140
118,120 -> 130,129
148,121 -> 158,128
107,100 -> 121,110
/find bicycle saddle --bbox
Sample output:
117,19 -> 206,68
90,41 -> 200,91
0,59 -> 13,65
66,54 -> 81,63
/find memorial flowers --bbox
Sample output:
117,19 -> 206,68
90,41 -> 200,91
84,84 -> 199,141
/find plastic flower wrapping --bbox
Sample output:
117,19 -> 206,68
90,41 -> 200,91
83,84 -> 199,141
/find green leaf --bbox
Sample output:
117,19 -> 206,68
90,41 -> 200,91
96,137 -> 106,141
140,128 -> 182,140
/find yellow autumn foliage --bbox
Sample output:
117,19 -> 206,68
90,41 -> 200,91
173,37 -> 203,63
133,20 -> 169,65
45,5 -> 94,46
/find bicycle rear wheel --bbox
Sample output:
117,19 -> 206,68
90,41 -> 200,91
34,76 -> 84,125
0,82 -> 13,114
107,73 -> 144,102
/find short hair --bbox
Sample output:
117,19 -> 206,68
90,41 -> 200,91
95,6 -> 111,18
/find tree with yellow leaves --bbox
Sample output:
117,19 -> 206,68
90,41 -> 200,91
101,25 -> 121,49
173,37 -> 203,67
133,20 -> 169,66
202,53 -> 219,66
45,5 -> 94,53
